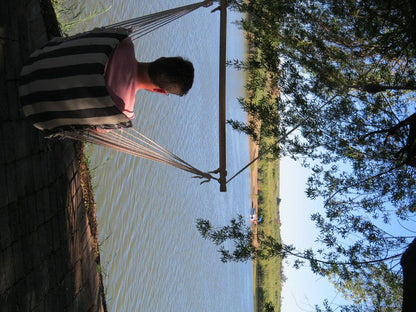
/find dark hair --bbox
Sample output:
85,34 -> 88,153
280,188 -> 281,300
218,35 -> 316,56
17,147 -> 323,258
148,57 -> 194,96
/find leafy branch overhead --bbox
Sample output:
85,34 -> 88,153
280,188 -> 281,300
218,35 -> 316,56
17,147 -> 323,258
196,215 -> 404,311
210,0 -> 416,310
227,0 -> 416,259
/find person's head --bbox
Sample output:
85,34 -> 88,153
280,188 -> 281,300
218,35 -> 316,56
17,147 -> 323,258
148,57 -> 194,96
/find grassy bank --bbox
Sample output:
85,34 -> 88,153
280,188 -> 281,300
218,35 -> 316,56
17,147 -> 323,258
241,18 -> 282,312
253,155 -> 282,312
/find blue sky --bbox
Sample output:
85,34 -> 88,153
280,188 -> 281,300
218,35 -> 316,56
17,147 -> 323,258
280,157 -> 348,311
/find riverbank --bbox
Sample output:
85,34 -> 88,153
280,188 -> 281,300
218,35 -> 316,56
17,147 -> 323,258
245,51 -> 282,312
0,0 -> 106,310
244,51 -> 282,312
251,138 -> 282,312
250,133 -> 260,311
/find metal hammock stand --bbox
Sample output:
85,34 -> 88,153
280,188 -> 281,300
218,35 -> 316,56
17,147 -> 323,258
54,0 -> 229,191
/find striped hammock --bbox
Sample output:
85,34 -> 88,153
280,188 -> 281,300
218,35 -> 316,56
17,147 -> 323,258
19,30 -> 132,132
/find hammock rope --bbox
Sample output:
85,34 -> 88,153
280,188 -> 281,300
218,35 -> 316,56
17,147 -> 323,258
107,1 -> 214,41
62,128 -> 219,183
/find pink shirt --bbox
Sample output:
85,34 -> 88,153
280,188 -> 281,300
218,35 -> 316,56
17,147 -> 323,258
105,38 -> 138,119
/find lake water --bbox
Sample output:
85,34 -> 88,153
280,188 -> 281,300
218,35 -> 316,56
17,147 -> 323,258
71,1 -> 253,311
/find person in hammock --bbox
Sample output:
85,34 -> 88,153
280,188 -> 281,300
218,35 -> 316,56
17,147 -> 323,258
105,36 -> 194,120
19,30 -> 194,133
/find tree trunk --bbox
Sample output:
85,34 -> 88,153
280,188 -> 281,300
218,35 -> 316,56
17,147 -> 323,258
401,238 -> 416,311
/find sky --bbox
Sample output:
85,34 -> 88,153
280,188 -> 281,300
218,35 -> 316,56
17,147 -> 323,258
280,157 -> 348,312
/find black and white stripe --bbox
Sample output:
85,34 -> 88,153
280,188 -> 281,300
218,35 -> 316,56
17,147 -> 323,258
19,30 -> 133,132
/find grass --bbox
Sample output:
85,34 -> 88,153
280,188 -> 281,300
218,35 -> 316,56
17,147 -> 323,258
243,39 -> 282,312
51,0 -> 111,34
253,155 -> 282,312
74,141 -> 108,312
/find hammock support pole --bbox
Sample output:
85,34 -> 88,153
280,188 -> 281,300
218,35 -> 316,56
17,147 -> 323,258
219,0 -> 227,192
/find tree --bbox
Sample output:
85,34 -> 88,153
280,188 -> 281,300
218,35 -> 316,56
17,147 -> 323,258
401,238 -> 416,312
215,0 -> 416,310
196,216 -> 404,311
264,301 -> 275,312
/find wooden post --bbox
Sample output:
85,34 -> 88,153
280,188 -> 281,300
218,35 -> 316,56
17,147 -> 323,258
219,0 -> 227,192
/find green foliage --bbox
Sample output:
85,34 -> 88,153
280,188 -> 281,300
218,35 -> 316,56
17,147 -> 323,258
196,215 -> 403,310
222,0 -> 416,309
329,263 -> 403,311
263,301 -> 275,312
196,215 -> 266,262
196,215 -> 254,263
253,158 -> 282,312
51,0 -> 111,34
